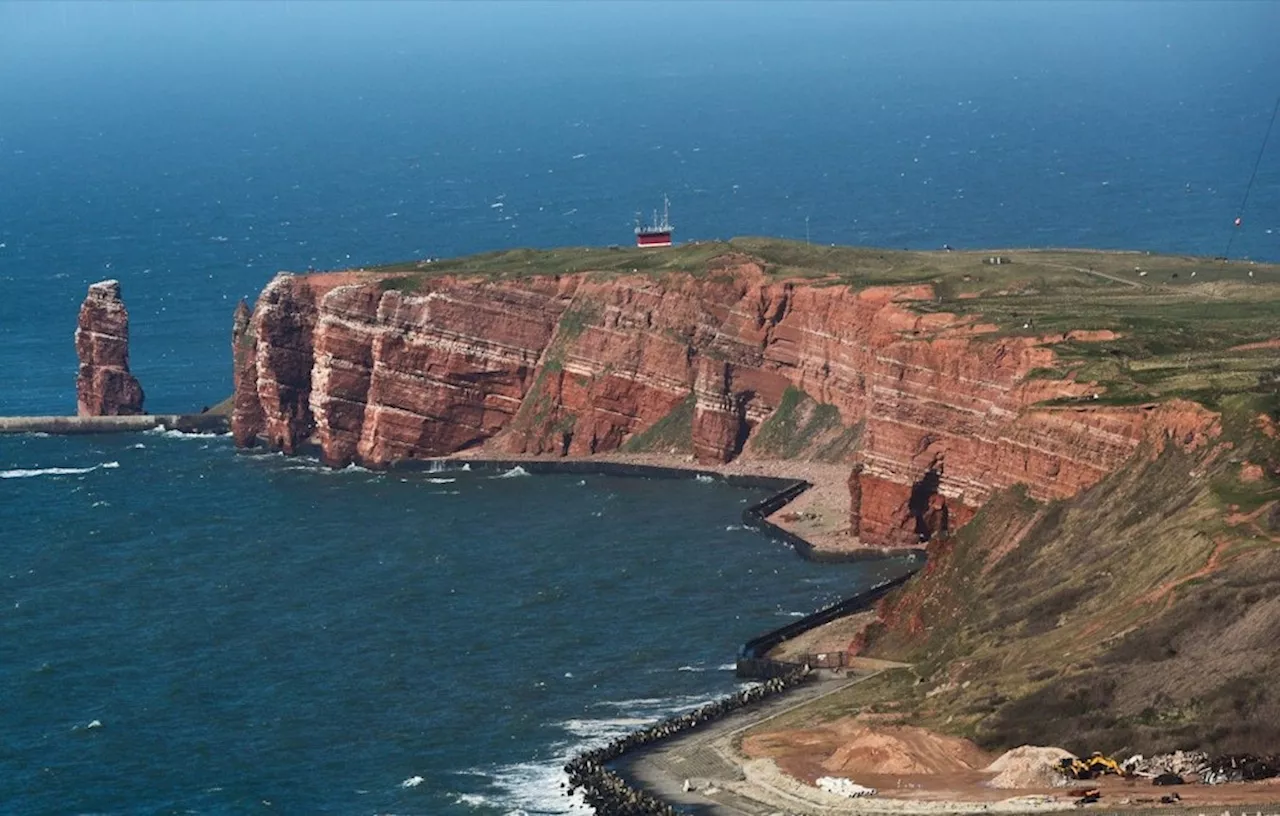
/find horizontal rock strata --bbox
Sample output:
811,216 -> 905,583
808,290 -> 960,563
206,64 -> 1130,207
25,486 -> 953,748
233,259 -> 1216,548
76,279 -> 144,416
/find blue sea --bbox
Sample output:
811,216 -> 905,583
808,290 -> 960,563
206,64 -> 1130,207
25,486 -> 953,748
1,2 -> 1278,812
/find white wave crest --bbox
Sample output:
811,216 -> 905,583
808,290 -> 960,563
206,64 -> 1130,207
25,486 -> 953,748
1,461 -> 118,479
400,775 -> 424,788
452,791 -> 491,808
459,692 -> 722,814
493,466 -> 530,479
694,474 -> 715,483
558,717 -> 652,740
425,477 -> 456,484
143,427 -> 229,439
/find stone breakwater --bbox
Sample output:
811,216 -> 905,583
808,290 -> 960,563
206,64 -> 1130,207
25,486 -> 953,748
233,260 -> 1219,549
563,667 -> 812,815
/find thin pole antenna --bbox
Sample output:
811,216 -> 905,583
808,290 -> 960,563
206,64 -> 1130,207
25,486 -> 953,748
1225,94 -> 1280,259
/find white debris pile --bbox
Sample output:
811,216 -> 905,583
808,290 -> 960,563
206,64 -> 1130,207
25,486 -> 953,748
817,776 -> 877,798
1125,750 -> 1207,778
984,745 -> 1076,789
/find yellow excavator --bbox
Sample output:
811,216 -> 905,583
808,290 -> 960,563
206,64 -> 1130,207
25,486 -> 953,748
1058,753 -> 1125,780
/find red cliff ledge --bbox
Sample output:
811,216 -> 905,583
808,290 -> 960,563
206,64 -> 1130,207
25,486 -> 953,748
76,279 -> 145,417
232,255 -> 1216,550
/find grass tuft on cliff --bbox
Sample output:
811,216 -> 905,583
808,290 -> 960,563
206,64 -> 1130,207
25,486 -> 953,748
620,393 -> 696,455
747,386 -> 861,462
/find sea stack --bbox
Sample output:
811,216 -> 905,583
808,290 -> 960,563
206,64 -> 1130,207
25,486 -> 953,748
75,279 -> 145,416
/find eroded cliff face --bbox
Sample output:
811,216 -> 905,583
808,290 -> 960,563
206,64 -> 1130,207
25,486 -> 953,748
76,279 -> 145,416
233,259 -> 1217,548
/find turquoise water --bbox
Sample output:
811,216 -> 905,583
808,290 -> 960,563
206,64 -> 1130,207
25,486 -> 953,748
0,432 -> 905,813
1,2 -> 1279,812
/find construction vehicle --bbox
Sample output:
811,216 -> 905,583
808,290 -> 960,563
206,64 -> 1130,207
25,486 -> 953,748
1058,753 -> 1125,780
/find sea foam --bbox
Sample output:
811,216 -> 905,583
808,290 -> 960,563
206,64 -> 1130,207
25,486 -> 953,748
1,461 -> 118,479
494,466 -> 530,479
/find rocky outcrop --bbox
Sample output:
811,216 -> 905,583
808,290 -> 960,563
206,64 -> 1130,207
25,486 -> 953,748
76,280 -> 144,416
692,357 -> 749,463
231,299 -> 264,447
233,259 -> 1219,548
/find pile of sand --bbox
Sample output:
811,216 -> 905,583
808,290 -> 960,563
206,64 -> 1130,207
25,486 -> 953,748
820,725 -> 991,776
984,746 -> 1075,789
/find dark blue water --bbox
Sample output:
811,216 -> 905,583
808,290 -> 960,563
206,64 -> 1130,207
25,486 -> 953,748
1,2 -> 1278,416
0,433 -> 902,813
1,2 -> 1278,812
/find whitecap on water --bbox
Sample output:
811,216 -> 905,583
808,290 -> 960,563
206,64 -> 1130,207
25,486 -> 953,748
493,466 -> 530,479
694,474 -> 715,483
143,428 -> 230,440
1,461 -> 117,479
399,775 -> 424,788
425,477 -> 456,484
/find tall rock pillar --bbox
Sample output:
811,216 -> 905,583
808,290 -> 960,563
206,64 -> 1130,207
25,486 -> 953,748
75,279 -> 145,416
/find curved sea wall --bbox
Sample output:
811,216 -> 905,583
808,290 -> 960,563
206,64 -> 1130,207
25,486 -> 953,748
564,667 -> 813,815
389,461 -> 914,813
231,261 -> 1218,550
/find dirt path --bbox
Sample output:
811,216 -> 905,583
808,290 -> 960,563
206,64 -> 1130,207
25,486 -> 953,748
1036,260 -> 1143,289
1139,536 -> 1232,609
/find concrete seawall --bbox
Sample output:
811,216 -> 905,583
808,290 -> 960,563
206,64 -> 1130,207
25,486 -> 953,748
0,414 -> 230,435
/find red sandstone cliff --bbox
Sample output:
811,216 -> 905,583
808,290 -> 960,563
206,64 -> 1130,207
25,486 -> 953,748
232,258 -> 1217,548
76,279 -> 144,417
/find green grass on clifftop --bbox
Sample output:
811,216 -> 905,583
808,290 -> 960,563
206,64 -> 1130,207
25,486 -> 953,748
316,238 -> 1280,413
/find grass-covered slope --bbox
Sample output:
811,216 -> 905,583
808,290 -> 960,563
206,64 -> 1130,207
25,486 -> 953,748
827,392 -> 1280,756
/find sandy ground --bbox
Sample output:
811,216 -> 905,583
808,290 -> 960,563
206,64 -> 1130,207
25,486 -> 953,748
771,610 -> 878,662
739,716 -> 1280,814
